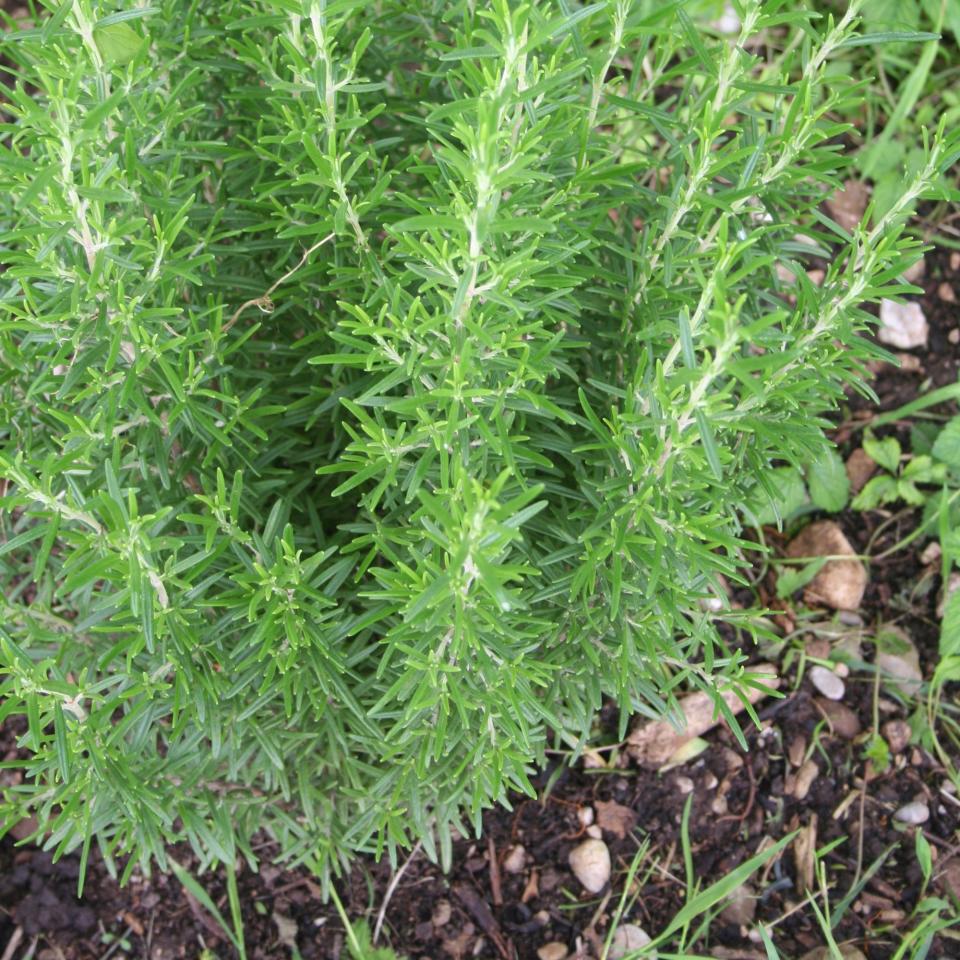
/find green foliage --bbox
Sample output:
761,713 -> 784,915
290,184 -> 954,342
0,0 -> 956,883
813,0 -> 960,228
806,448 -> 849,513
775,557 -> 827,600
931,415 -> 960,470
852,429 -> 947,510
744,466 -> 808,527
864,431 -> 903,474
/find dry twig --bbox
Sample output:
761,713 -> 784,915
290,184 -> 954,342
223,234 -> 335,333
373,840 -> 422,945
0,928 -> 23,960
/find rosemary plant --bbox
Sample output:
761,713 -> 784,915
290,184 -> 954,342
0,0 -> 955,883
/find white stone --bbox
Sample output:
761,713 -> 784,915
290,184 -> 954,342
894,801 -> 930,825
609,924 -> 654,959
711,3 -> 740,34
878,299 -> 928,350
809,665 -> 845,701
568,839 -> 611,893
503,844 -> 526,874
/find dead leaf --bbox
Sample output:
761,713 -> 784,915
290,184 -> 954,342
443,923 -> 476,960
628,664 -> 779,765
793,816 -> 818,893
273,912 -> 298,950
595,800 -> 636,840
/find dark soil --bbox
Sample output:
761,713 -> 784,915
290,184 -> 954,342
2,233 -> 959,960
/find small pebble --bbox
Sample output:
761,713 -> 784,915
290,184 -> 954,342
920,541 -> 942,566
805,638 -> 831,660
878,298 -> 928,350
815,698 -> 861,739
676,776 -> 694,795
704,772 -> 719,790
577,806 -> 595,827
950,329 -> 960,345
586,825 -> 603,840
882,720 -> 911,755
701,594 -> 725,612
834,632 -> 863,664
608,924 -> 653,960
432,900 -> 452,927
826,180 -> 869,232
904,256 -> 926,282
938,571 -> 960,619
939,282 -> 956,303
582,750 -> 607,769
801,947 -> 867,960
809,664 -> 845,701
897,353 -> 923,373
711,2 -> 740,34
720,883 -> 756,927
711,795 -> 728,816
568,839 -> 611,893
787,521 -> 866,610
537,943 -> 568,960
875,627 -> 923,696
894,801 -> 930,825
793,760 -> 820,801
503,845 -> 527,874
721,748 -> 745,772
788,736 -> 806,768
